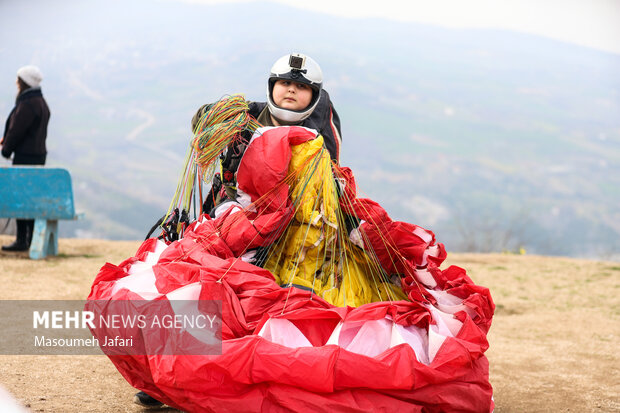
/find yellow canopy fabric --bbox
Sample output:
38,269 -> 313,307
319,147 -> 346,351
263,136 -> 407,307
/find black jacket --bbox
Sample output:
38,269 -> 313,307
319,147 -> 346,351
2,87 -> 50,165
192,90 -> 342,162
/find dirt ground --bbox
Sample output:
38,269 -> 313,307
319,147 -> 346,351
0,234 -> 618,412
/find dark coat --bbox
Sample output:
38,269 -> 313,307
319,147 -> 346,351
2,87 -> 50,165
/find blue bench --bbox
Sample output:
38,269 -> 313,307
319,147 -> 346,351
0,167 -> 82,259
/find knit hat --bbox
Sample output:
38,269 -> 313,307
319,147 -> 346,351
16,65 -> 43,87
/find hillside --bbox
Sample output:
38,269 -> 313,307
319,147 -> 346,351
1,0 -> 619,259
0,235 -> 618,412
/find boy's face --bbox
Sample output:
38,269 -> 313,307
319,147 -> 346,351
272,79 -> 313,111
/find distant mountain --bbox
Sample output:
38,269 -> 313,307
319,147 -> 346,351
1,0 -> 619,259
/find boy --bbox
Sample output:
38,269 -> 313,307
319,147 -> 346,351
134,52 -> 343,409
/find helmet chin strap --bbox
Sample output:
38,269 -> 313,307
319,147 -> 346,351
268,83 -> 320,124
270,112 -> 302,126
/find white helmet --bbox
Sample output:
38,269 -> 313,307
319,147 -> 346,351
267,53 -> 323,124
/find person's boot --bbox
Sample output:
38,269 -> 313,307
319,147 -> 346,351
133,391 -> 164,408
24,219 -> 35,247
2,220 -> 29,252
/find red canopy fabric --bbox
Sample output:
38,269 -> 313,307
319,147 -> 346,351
88,126 -> 495,412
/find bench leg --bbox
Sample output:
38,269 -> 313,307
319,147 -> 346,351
29,219 -> 58,260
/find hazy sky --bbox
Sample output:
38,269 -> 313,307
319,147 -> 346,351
177,0 -> 620,54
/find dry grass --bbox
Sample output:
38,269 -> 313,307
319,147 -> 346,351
443,253 -> 620,412
0,234 -> 618,412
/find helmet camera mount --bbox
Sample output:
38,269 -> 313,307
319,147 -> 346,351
289,54 -> 308,79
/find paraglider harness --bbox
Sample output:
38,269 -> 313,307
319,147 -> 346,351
202,137 -> 249,215
145,207 -> 190,242
146,132 -> 251,241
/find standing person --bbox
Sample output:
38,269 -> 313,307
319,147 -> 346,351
1,65 -> 51,252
